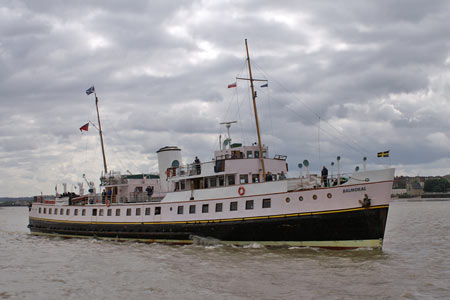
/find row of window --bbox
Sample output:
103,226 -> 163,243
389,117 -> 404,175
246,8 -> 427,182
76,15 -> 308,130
179,198 -> 270,214
176,173 -> 281,191
37,199 -> 272,217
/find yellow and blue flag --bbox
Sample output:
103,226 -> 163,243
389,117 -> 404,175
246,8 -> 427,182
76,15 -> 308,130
377,150 -> 390,158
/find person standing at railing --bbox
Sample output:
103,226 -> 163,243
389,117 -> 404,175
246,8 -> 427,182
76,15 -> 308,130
321,166 -> 329,187
146,186 -> 153,199
194,156 -> 201,175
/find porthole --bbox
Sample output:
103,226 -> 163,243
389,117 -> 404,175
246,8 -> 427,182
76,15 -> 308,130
312,194 -> 318,200
327,193 -> 332,199
299,196 -> 303,201
285,197 -> 291,203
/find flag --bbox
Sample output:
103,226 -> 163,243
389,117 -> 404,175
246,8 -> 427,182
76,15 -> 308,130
377,150 -> 390,158
260,83 -> 268,88
228,82 -> 237,88
79,123 -> 89,132
86,86 -> 95,95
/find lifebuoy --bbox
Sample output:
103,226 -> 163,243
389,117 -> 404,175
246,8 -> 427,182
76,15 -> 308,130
238,186 -> 245,196
106,200 -> 110,207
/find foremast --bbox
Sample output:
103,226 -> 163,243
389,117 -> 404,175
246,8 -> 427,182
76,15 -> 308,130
93,91 -> 108,175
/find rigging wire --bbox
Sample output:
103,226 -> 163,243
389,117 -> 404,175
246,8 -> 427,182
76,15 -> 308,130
214,59 -> 249,152
318,117 -> 321,166
252,61 -> 369,156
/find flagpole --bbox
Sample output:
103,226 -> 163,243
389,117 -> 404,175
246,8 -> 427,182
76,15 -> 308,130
245,39 -> 266,180
95,92 -> 108,175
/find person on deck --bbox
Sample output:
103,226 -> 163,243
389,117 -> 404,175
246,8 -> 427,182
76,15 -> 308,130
279,171 -> 286,180
194,156 -> 201,175
266,172 -> 273,181
146,186 -> 153,198
321,166 -> 329,187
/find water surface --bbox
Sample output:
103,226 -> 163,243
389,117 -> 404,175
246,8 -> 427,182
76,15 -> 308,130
0,201 -> 449,299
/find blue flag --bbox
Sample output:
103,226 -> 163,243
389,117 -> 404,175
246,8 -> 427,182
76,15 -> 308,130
86,86 -> 95,95
260,83 -> 268,88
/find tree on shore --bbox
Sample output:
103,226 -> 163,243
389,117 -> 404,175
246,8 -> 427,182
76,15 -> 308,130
423,178 -> 450,193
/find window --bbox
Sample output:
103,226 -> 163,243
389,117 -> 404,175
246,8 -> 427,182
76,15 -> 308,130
115,209 -> 121,216
246,200 -> 254,210
74,209 -> 78,216
82,209 -> 86,216
252,174 -> 260,183
230,201 -> 238,211
54,208 -> 57,215
135,186 -> 143,193
145,207 -> 151,215
60,208 -> 64,215
219,176 -> 224,186
107,209 -> 112,216
227,175 -> 235,185
177,206 -> 184,214
136,208 -> 141,216
39,207 -> 42,213
215,203 -> 223,212
99,209 -> 104,216
262,151 -> 267,158
202,204 -> 209,213
126,208 -> 132,216
210,177 -> 217,187
189,205 -> 196,214
43,207 -> 46,214
49,208 -> 52,215
247,151 -> 253,158
92,209 -> 97,216
180,180 -> 186,190
254,151 -> 260,158
240,174 -> 249,184
262,198 -> 271,208
66,209 -> 70,215
155,207 -> 161,215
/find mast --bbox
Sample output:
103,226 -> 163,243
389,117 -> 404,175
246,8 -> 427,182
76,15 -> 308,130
245,39 -> 266,180
95,93 -> 108,175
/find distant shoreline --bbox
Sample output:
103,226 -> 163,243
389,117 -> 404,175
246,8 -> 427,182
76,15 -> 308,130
391,197 -> 450,202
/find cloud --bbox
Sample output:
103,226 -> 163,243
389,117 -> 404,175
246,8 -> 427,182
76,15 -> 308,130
1,0 -> 450,196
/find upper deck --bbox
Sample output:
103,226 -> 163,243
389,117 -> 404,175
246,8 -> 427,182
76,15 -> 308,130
164,144 -> 288,194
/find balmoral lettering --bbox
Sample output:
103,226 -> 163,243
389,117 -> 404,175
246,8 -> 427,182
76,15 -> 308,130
343,186 -> 366,193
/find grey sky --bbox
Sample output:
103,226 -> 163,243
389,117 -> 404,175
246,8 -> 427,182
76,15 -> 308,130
1,0 -> 449,196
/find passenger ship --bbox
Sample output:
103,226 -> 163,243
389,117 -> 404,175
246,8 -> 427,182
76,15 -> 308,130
28,40 -> 394,249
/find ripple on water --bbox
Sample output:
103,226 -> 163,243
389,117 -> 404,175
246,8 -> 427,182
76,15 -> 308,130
1,203 -> 450,299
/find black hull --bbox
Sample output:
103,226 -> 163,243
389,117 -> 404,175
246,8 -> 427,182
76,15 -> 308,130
29,206 -> 389,249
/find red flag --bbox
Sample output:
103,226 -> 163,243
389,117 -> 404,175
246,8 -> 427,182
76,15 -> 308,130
79,123 -> 89,132
228,82 -> 237,88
